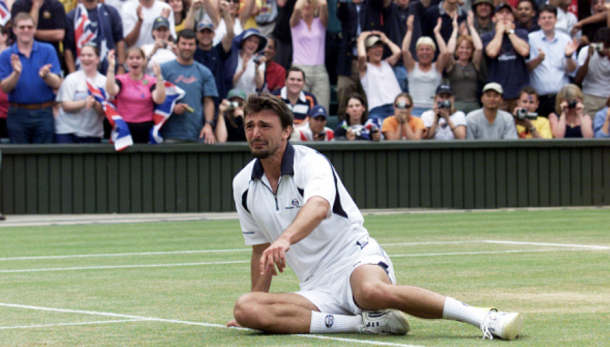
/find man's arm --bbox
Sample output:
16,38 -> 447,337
251,243 -> 273,292
259,196 -> 330,276
123,5 -> 143,48
507,28 -> 529,57
484,29 -> 504,58
199,96 -> 217,144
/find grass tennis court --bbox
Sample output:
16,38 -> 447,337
1,208 -> 609,346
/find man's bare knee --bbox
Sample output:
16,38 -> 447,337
233,293 -> 263,328
355,281 -> 394,310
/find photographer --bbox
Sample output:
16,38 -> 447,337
576,28 -> 610,118
421,84 -> 466,140
294,105 -> 335,142
548,84 -> 594,138
142,17 -> 177,76
513,87 -> 552,139
382,92 -> 425,140
216,88 -> 247,142
334,93 -> 382,141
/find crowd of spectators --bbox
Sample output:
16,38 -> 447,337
0,0 -> 610,145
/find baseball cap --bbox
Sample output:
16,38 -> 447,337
196,17 -> 214,32
365,35 -> 383,49
152,17 -> 170,30
472,0 -> 494,9
435,84 -> 453,96
227,89 -> 247,101
308,105 -> 328,120
482,82 -> 504,94
494,2 -> 513,14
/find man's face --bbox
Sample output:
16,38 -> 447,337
494,7 -> 514,23
264,39 -> 276,61
245,110 -> 291,159
481,90 -> 503,110
475,3 -> 493,19
177,37 -> 197,61
286,71 -> 305,95
538,11 -> 557,32
13,19 -> 36,44
517,1 -> 535,24
196,28 -> 215,48
517,93 -> 539,113
309,116 -> 327,135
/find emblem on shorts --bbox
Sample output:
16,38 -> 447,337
325,314 -> 334,328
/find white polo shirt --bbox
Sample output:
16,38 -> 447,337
233,143 -> 369,287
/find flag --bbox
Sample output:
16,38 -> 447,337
74,4 -> 97,70
149,81 -> 186,144
0,1 -> 10,26
86,82 -> 133,151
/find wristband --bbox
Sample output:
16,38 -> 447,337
205,120 -> 215,127
565,53 -> 572,59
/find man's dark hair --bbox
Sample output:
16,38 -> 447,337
176,29 -> 196,43
517,0 -> 538,12
538,4 -> 557,17
518,86 -> 539,99
244,93 -> 294,130
594,28 -> 610,46
286,66 -> 306,82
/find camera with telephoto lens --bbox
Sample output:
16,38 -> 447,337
396,100 -> 408,110
438,100 -> 452,109
567,100 -> 578,109
515,108 -> 538,120
226,101 -> 240,112
590,43 -> 604,52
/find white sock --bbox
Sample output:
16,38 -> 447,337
442,297 -> 489,328
309,311 -> 362,333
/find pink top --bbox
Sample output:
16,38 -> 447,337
291,18 -> 326,66
115,74 -> 156,123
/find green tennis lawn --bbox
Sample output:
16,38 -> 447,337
0,209 -> 608,346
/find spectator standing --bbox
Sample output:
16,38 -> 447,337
55,45 -> 106,143
166,0 -> 194,33
422,0 -> 467,55
421,84 -> 467,140
515,0 -> 540,33
576,28 -> 610,117
0,13 -> 62,144
106,47 -> 167,143
445,13 -> 484,114
142,17 -> 177,76
294,105 -> 335,141
384,0 -> 411,92
512,86 -> 552,139
64,0 -> 125,75
215,88 -> 247,142
161,30 -> 219,143
263,36 -> 286,92
11,0 -> 67,71
213,0 -> 256,47
122,0 -> 176,48
526,4 -> 579,118
403,16 -> 449,117
548,84 -> 594,138
593,98 -> 610,138
290,0 -> 330,111
357,31 -> 402,121
272,0 -> 296,70
229,29 -> 267,95
382,92 -> 426,140
272,67 -> 317,124
482,3 -> 530,112
334,93 -> 381,141
572,0 -> 608,46
466,83 -> 518,139
324,0 -> 341,86
255,0 -> 278,37
471,0 -> 495,37
547,0 -> 577,37
0,25 -> 9,139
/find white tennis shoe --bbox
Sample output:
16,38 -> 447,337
480,309 -> 523,340
358,309 -> 411,335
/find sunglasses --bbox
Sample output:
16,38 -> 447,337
395,103 -> 412,109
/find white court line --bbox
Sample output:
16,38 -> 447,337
390,249 -> 575,258
483,240 -> 610,250
381,241 -> 482,247
0,249 -> 251,262
0,303 -> 422,347
0,319 -> 142,330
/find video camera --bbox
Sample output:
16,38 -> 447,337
515,108 -> 537,121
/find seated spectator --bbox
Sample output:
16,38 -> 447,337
446,13 -> 484,115
0,25 -> 9,139
515,0 -> 540,33
294,105 -> 334,141
403,16 -> 449,117
593,97 -> 610,138
576,28 -> 610,118
142,17 -> 178,76
55,45 -> 106,143
548,84 -> 594,138
382,92 -> 426,140
482,3 -> 530,112
106,47 -> 167,143
216,88 -> 247,142
422,84 -> 467,140
526,4 -> 579,118
512,86 -> 552,139
290,0 -> 330,111
0,13 -> 62,144
272,67 -> 317,125
334,93 -> 381,141
122,0 -> 176,48
230,29 -> 267,95
357,31 -> 402,121
263,36 -> 286,93
466,83 -> 518,140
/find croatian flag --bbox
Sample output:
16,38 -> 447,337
86,82 -> 134,151
149,81 -> 185,144
0,1 -> 10,26
74,4 -> 97,69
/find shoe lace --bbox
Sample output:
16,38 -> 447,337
480,311 -> 495,340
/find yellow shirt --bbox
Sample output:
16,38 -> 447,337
516,117 -> 552,139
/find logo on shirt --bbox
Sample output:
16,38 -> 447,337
175,75 -> 198,84
325,315 -> 334,328
285,199 -> 301,210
